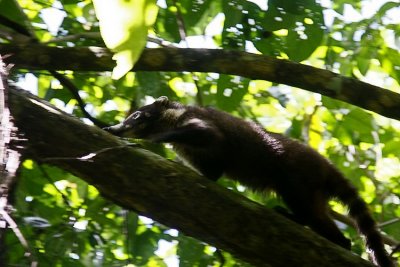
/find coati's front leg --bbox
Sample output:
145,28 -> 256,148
151,125 -> 225,181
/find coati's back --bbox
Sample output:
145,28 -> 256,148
105,96 -> 394,267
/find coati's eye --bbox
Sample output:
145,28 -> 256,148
131,111 -> 141,120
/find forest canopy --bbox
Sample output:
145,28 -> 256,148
0,0 -> 399,266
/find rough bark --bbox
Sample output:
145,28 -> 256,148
0,57 -> 32,265
2,43 -> 400,121
8,85 -> 375,267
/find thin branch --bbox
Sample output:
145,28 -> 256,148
147,36 -> 176,47
171,0 -> 204,106
49,71 -> 108,128
172,0 -> 188,43
43,32 -> 102,44
37,164 -> 71,208
331,211 -> 399,248
378,218 -> 400,228
0,196 -> 38,267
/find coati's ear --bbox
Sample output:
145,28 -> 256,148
155,96 -> 169,106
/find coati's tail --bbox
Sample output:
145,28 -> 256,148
328,170 -> 394,267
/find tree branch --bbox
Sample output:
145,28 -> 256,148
8,85 -> 375,267
1,43 -> 400,121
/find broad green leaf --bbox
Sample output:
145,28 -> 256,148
262,1 -> 297,31
155,6 -> 181,42
0,0 -> 31,36
179,0 -> 221,36
137,72 -> 173,98
258,0 -> 324,61
129,229 -> 159,264
338,109 -> 375,144
357,57 -> 370,76
269,0 -> 317,15
287,7 -> 324,61
177,237 -> 208,266
216,74 -> 249,111
379,47 -> 400,84
93,0 -> 158,79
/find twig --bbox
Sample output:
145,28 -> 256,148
378,217 -> 400,228
49,70 -> 108,128
331,210 -> 399,247
171,0 -> 204,106
41,144 -> 139,163
43,32 -> 102,44
0,198 -> 37,267
37,164 -> 72,208
147,36 -> 176,47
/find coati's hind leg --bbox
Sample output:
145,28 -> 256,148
307,212 -> 351,250
283,191 -> 351,250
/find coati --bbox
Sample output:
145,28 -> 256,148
105,96 -> 394,267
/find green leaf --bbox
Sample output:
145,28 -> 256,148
216,75 -> 249,111
357,57 -> 370,76
286,6 -> 324,61
155,6 -> 181,42
221,0 -> 246,49
93,0 -> 159,79
269,0 -> 317,15
136,72 -> 178,99
0,0 -> 29,32
339,109 -> 375,144
130,229 -> 159,264
258,0 -> 324,61
177,237 -> 209,267
262,3 -> 296,31
382,137 -> 400,157
179,0 -> 221,36
378,47 -> 400,84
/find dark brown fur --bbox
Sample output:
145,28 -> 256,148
105,96 -> 393,267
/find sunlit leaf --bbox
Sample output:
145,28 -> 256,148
93,0 -> 159,79
216,75 -> 249,111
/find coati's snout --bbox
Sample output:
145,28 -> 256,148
104,96 -> 172,139
103,122 -> 132,136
